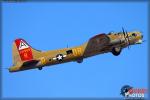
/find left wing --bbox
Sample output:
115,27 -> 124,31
83,33 -> 110,57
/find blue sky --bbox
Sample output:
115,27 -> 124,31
2,2 -> 148,98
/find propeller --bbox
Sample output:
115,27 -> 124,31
122,27 -> 130,49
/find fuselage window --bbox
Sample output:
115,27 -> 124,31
66,50 -> 73,55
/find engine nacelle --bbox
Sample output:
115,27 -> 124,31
112,47 -> 122,56
110,39 -> 122,45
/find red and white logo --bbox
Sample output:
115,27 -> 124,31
120,85 -> 147,99
15,39 -> 33,61
18,40 -> 29,50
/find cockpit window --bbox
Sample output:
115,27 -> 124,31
132,33 -> 137,37
108,32 -> 113,35
108,31 -> 114,35
118,32 -> 122,35
66,50 -> 73,55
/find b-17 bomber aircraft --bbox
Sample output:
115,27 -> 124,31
9,29 -> 143,72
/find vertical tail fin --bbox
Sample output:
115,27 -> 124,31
12,38 -> 41,65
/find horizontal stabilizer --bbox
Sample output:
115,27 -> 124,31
22,60 -> 39,67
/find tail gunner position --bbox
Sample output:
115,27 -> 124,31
9,29 -> 143,72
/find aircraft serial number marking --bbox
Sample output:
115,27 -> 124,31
73,48 -> 82,56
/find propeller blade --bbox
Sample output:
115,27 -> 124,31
122,27 -> 128,45
126,31 -> 130,49
122,27 -> 125,34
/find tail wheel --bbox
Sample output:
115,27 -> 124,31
112,47 -> 121,56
